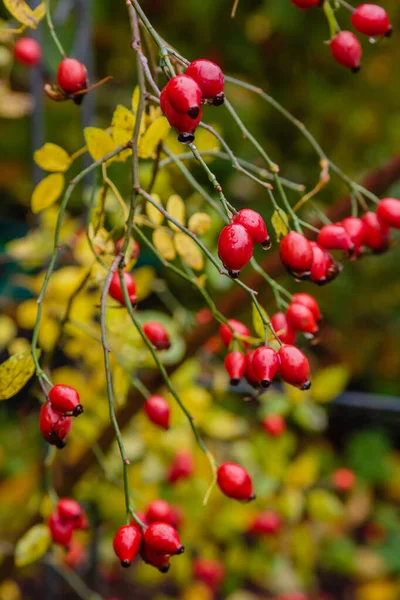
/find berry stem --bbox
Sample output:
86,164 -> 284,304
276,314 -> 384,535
323,0 -> 340,38
45,0 -> 66,59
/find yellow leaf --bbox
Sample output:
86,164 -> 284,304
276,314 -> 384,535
84,127 -> 115,162
111,105 -> 134,162
131,86 -> 145,134
134,266 -> 156,301
188,212 -> 212,235
31,173 -> 64,214
312,365 -> 349,404
139,117 -> 170,159
32,2 -> 45,22
285,452 -> 319,489
3,0 -> 37,27
0,350 -> 38,400
152,227 -> 176,261
15,524 -> 51,568
307,489 -> 344,523
193,124 -> 221,154
251,303 -> 269,340
33,143 -> 71,172
174,232 -> 204,271
271,209 -> 289,241
0,580 -> 22,600
0,315 -> 17,351
146,193 -> 164,226
166,194 -> 185,232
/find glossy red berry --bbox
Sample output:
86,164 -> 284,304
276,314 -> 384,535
164,74 -> 202,118
332,468 -> 356,492
143,522 -> 184,555
245,349 -> 259,386
49,512 -> 74,547
57,58 -> 88,94
49,385 -> 83,417
224,351 -> 247,385
74,512 -> 89,530
292,293 -> 322,322
115,237 -> 140,260
217,462 -> 255,502
64,539 -> 86,569
144,395 -> 170,430
330,31 -> 362,73
291,0 -> 321,8
251,346 -> 280,388
280,232 -> 313,278
270,312 -> 296,345
39,401 -> 72,448
377,198 -> 400,229
262,414 -> 286,437
351,4 -> 391,37
193,558 -> 225,591
167,450 -> 194,483
340,217 -> 367,250
286,303 -> 318,335
143,321 -> 171,350
161,86 -> 203,144
219,319 -> 251,348
145,500 -> 179,528
362,212 -> 389,252
218,223 -> 253,277
248,511 -> 282,535
233,208 -> 270,248
318,224 -> 354,254
113,525 -> 142,568
278,345 -> 311,390
14,37 -> 41,67
310,242 -> 340,285
57,498 -> 83,522
140,543 -> 171,573
108,270 -> 137,305
186,59 -> 224,105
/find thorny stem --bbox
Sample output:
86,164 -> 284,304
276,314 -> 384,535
45,0 -> 66,58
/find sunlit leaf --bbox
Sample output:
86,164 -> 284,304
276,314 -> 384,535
3,0 -> 37,27
0,350 -> 38,400
134,266 -> 156,301
188,212 -> 212,235
166,194 -> 185,232
33,143 -> 71,173
311,365 -> 350,403
111,105 -> 134,162
308,489 -> 344,523
31,173 -> 64,214
15,524 -> 51,567
271,209 -> 289,241
145,193 -> 164,226
285,451 -> 319,489
84,127 -> 115,162
0,315 -> 17,351
152,227 -> 176,261
139,117 -> 170,158
0,580 -> 22,600
174,232 -> 204,271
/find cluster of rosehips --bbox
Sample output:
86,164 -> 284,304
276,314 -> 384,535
291,2 -> 392,72
48,498 -> 88,548
218,208 -> 270,278
281,198 -> 400,284
39,384 -> 83,448
160,58 -> 224,143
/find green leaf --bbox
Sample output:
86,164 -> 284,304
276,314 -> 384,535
307,489 -> 344,523
271,210 -> 289,241
0,350 -> 38,400
311,365 -> 350,403
251,303 -> 269,340
346,430 -> 391,484
15,524 -> 51,567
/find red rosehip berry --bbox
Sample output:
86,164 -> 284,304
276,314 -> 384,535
310,242 -> 340,285
143,522 -> 184,556
219,319 -> 251,348
248,511 -> 282,535
193,558 -> 226,591
14,37 -> 42,67
48,385 -> 83,417
57,58 -> 88,94
340,217 -> 367,250
262,414 -> 286,437
291,0 -> 321,8
217,462 -> 255,502
115,237 -> 140,260
317,224 -> 354,254
143,321 -> 171,350
270,312 -> 296,345
49,512 -> 74,547
196,308 -> 213,325
278,345 -> 311,390
167,450 -> 194,484
113,525 -> 142,568
140,543 -> 171,573
280,232 -> 313,278
144,395 -> 170,430
108,270 -> 137,305
39,401 -> 72,448
186,59 -> 225,105
161,86 -> 203,144
292,293 -> 322,322
351,4 -> 391,38
233,208 -> 271,248
330,31 -> 362,73
245,349 -> 259,386
376,198 -> 400,229
286,303 -> 318,335
218,223 -> 253,277
251,346 -> 280,388
74,512 -> 89,530
145,500 -> 179,528
224,351 -> 247,385
57,498 -> 83,522
332,468 -> 356,492
362,211 -> 390,252
64,539 -> 86,569
164,74 -> 202,118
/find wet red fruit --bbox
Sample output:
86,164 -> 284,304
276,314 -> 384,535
332,468 -> 356,492
377,198 -> 400,229
251,346 -> 280,388
74,512 -> 89,530
14,37 -> 41,67
292,293 -> 322,322
39,401 -> 72,448
140,543 -> 171,573
113,525 -> 142,568
143,321 -> 171,350
143,522 -> 184,555
161,87 -> 203,144
291,0 -> 321,8
115,238 -> 140,260
57,498 -> 83,522
280,232 -> 313,278
340,217 -> 367,250
224,351 -> 247,385
248,511 -> 282,535
145,500 -> 179,528
164,74 -> 202,118
186,58 -> 224,105
108,270 -> 137,305
57,58 -> 88,94
217,462 -> 255,501
362,212 -> 390,252
144,395 -> 170,430
310,242 -> 340,285
49,385 -> 83,417
245,349 -> 259,386
351,4 -> 391,37
286,303 -> 318,335
270,312 -> 296,345
233,208 -> 271,248
330,31 -> 362,73
167,450 -> 194,483
193,558 -> 225,591
49,512 -> 74,547
64,539 -> 86,569
262,414 -> 286,437
278,345 -> 311,390
218,223 -> 253,277
219,319 -> 251,348
318,224 -> 354,254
